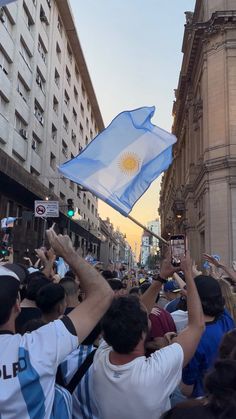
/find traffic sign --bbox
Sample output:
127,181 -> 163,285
34,201 -> 59,218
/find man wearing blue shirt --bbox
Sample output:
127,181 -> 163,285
181,275 -> 235,398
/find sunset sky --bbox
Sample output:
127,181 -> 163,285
70,0 -> 195,258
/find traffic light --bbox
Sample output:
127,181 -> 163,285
67,199 -> 74,217
0,246 -> 9,257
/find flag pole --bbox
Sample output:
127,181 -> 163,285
127,214 -> 168,245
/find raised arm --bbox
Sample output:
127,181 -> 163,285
46,228 -> 113,342
140,250 -> 180,314
203,253 -> 236,283
172,251 -> 205,367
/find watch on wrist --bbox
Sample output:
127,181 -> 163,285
153,274 -> 168,284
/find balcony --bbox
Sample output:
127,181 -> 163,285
0,67 -> 11,101
0,25 -> 14,63
31,149 -> 42,173
15,93 -> 30,124
20,22 -> 34,57
4,1 -> 18,23
0,113 -> 9,144
23,0 -> 36,23
18,53 -> 32,89
32,116 -> 44,140
13,131 -> 28,161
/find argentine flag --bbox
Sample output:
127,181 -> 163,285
0,0 -> 17,5
59,107 -> 176,215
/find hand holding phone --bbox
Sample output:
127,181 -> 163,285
170,235 -> 186,267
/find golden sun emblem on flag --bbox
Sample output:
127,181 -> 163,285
118,152 -> 140,175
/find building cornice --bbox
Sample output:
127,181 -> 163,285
56,0 -> 104,132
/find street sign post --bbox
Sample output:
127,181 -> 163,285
34,201 -> 59,218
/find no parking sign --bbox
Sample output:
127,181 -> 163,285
34,201 -> 59,218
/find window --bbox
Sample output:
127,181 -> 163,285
66,66 -> 71,85
63,114 -> 68,133
67,43 -> 72,63
62,139 -> 68,157
23,2 -> 34,32
34,100 -> 44,125
46,0 -> 51,9
80,123 -> 83,137
57,15 -> 62,35
0,49 -> 10,77
64,89 -> 70,107
36,68 -> 45,94
82,84 -> 85,98
77,186 -> 81,198
83,193 -> 86,205
32,132 -> 41,153
40,5 -> 48,24
80,103 -> 84,118
49,182 -> 54,193
60,192 -> 65,201
20,38 -> 32,70
53,95 -> 58,114
71,153 -> 74,160
15,113 -> 28,138
54,68 -> 60,87
17,74 -> 29,103
0,94 -> 8,117
75,66 -> 79,83
91,204 -> 94,214
86,117 -> 89,128
91,113 -> 94,124
71,130 -> 76,145
72,108 -> 77,124
50,152 -> 56,170
38,36 -> 47,63
87,199 -> 90,210
90,129 -> 93,139
85,136 -> 88,146
87,99 -> 90,111
95,208 -> 97,217
78,143 -> 83,153
56,42 -> 61,62
70,180 -> 74,191
51,123 -> 57,142
74,86 -> 78,103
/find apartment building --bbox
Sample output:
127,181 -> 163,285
0,0 -> 104,259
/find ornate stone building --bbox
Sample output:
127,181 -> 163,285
159,0 -> 236,266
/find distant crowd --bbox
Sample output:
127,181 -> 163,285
1,228 -> 236,418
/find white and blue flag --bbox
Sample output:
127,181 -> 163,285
59,106 -> 176,215
0,0 -> 17,6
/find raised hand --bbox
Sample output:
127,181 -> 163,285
203,253 -> 223,268
159,247 -> 181,279
46,228 -> 75,260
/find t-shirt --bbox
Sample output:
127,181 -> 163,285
93,340 -> 184,419
0,318 -> 78,419
15,307 -> 42,334
60,344 -> 99,419
149,307 -> 176,338
171,310 -> 188,333
165,298 -> 181,313
182,310 -> 235,397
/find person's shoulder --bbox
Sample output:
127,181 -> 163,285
151,342 -> 184,366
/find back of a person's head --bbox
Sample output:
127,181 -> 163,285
81,322 -> 101,346
205,359 -> 236,418
21,318 -> 45,334
36,283 -> 65,314
107,278 -> 123,292
139,282 -> 151,295
60,277 -> 78,297
102,295 -> 148,354
102,270 -> 115,279
194,275 -> 224,317
219,329 -> 236,359
129,286 -> 140,296
26,272 -> 50,301
0,275 -> 20,326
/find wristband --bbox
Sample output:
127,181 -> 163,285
153,274 -> 168,284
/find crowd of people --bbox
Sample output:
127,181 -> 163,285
1,227 -> 236,418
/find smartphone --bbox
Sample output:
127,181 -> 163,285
170,234 -> 186,266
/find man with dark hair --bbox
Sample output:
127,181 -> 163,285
0,229 -> 113,418
181,275 -> 235,398
60,276 -> 80,314
107,278 -> 126,296
93,251 -> 205,419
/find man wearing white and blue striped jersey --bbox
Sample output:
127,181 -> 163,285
0,228 -> 113,419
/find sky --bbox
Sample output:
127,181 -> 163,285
70,0 -> 196,258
